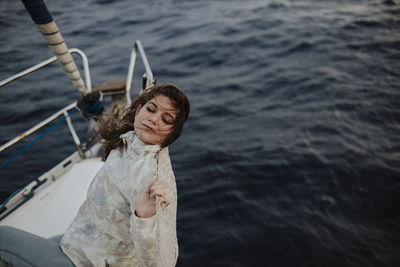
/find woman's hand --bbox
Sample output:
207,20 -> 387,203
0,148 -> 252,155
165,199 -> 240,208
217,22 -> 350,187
135,181 -> 170,218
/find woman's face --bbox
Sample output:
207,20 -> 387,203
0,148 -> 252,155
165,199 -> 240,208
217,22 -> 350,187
134,95 -> 177,145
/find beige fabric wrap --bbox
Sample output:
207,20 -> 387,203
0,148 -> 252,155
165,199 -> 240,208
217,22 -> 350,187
155,147 -> 179,267
37,22 -> 88,95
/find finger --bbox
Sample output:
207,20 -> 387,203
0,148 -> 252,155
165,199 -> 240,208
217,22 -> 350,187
149,182 -> 166,195
149,181 -> 164,191
150,188 -> 165,198
160,196 -> 170,204
146,181 -> 163,196
159,197 -> 170,209
146,181 -> 156,193
162,199 -> 170,207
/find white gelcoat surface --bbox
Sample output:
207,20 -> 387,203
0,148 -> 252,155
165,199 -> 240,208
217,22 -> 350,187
0,158 -> 103,238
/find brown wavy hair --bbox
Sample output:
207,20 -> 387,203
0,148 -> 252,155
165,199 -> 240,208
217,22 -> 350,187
98,83 -> 190,159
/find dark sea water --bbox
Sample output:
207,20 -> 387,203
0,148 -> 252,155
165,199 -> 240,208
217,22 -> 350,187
1,0 -> 400,266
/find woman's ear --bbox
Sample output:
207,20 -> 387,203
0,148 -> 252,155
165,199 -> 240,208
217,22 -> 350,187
135,104 -> 142,116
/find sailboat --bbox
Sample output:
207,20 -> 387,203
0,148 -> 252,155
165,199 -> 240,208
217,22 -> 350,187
0,0 -> 154,239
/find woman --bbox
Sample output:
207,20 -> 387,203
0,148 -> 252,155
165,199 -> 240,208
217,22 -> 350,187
0,83 -> 190,267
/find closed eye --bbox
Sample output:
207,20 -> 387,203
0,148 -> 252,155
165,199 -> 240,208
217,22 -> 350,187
147,101 -> 175,124
146,107 -> 155,113
163,116 -> 174,124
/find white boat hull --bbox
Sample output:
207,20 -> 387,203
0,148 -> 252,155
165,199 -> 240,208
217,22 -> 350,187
0,152 -> 103,238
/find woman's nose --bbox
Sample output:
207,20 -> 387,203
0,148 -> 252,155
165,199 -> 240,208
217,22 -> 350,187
149,114 -> 160,125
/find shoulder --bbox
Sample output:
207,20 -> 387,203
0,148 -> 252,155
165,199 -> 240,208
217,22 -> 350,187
107,146 -> 125,161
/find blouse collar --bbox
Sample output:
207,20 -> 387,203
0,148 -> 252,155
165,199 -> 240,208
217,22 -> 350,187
120,131 -> 161,155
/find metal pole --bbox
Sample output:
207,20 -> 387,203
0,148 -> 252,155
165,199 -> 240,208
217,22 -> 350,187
0,49 -> 92,92
64,110 -> 85,159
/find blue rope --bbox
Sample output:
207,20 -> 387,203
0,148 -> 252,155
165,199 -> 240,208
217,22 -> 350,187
0,107 -> 78,170
89,100 -> 102,114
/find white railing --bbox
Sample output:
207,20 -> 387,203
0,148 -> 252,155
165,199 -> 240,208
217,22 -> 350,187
0,48 -> 91,157
0,102 -> 79,153
125,40 -> 155,105
0,48 -> 92,92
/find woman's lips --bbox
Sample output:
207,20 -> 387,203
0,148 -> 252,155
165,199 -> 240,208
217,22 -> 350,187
143,124 -> 155,132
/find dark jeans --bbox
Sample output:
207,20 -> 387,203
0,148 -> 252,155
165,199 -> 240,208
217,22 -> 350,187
0,226 -> 75,267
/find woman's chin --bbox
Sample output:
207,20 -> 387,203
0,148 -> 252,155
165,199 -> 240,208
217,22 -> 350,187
139,133 -> 161,145
134,126 -> 165,145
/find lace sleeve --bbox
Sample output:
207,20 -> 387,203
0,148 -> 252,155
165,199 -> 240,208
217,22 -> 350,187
155,148 -> 179,267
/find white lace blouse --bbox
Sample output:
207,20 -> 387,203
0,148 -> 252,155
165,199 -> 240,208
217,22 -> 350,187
60,131 -> 179,267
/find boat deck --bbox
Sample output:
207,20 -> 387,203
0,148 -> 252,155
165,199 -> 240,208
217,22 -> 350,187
0,155 -> 103,238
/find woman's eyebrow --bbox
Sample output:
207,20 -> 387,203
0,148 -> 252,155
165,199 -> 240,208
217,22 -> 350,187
148,101 -> 157,108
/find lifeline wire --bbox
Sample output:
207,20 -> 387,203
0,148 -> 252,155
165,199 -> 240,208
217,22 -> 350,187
0,108 -> 78,170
